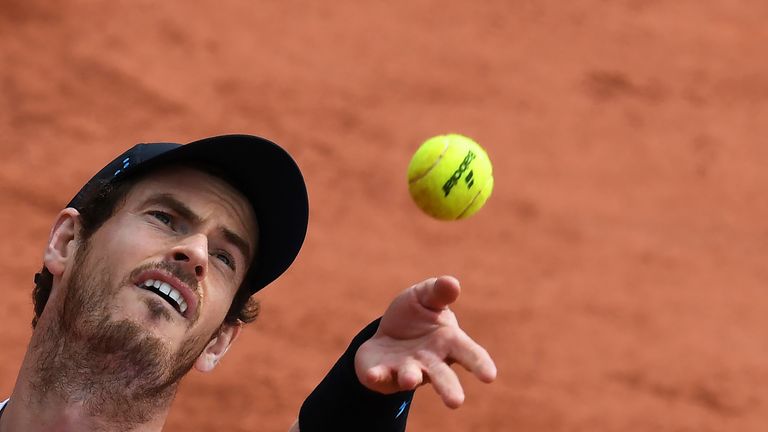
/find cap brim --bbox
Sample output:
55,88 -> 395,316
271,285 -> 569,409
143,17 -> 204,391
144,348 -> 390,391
165,134 -> 308,293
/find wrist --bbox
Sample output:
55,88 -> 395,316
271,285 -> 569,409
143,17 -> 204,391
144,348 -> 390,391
298,319 -> 415,432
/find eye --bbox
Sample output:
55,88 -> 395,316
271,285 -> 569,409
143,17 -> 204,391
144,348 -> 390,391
212,250 -> 236,270
149,210 -> 173,226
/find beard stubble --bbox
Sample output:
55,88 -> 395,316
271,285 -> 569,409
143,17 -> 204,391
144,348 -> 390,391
31,239 -> 213,428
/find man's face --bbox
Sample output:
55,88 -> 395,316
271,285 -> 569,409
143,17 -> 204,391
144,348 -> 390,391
29,166 -> 257,424
62,165 -> 257,365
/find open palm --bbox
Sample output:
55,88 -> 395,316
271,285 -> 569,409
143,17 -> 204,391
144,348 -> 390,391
354,276 -> 497,408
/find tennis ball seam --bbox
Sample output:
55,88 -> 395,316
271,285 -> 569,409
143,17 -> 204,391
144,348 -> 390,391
456,176 -> 492,219
407,140 -> 451,184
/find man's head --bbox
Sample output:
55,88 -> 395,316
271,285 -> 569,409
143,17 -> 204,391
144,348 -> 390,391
28,135 -> 308,411
32,166 -> 260,328
43,166 -> 258,369
33,134 -> 308,327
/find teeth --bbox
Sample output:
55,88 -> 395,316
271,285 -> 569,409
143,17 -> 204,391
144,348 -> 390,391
158,282 -> 172,296
140,278 -> 187,315
168,288 -> 181,302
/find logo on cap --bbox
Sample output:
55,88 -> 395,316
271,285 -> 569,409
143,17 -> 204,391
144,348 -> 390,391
114,157 -> 131,177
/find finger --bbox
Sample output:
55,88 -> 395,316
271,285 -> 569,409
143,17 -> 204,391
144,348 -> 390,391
415,275 -> 460,311
396,360 -> 424,390
448,331 -> 497,383
363,364 -> 392,386
426,360 -> 465,409
359,364 -> 402,395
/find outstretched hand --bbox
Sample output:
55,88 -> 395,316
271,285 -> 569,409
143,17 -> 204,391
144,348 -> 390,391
354,276 -> 497,408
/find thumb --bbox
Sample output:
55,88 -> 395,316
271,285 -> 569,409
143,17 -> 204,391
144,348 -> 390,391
415,276 -> 461,311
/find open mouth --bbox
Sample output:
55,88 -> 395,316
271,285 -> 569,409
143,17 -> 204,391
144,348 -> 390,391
138,279 -> 189,315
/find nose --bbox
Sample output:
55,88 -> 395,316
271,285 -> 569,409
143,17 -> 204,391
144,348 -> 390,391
168,233 -> 208,281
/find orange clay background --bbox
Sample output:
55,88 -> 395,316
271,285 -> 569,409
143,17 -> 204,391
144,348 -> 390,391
1,1 -> 767,431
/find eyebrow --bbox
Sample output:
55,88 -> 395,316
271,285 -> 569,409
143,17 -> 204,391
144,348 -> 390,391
143,193 -> 253,264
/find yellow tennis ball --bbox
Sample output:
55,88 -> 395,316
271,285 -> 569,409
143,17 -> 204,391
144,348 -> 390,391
407,134 -> 494,220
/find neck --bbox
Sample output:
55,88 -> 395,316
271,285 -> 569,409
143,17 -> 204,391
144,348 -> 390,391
0,397 -> 169,432
0,316 -> 178,432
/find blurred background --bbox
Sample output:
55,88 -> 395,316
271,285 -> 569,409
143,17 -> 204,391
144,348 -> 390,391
1,1 -> 767,430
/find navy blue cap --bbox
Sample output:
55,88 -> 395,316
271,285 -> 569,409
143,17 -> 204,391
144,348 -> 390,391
67,134 -> 309,294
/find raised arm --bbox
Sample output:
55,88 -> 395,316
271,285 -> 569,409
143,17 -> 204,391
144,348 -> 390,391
297,276 -> 496,431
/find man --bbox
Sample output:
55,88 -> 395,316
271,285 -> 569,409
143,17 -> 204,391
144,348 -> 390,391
0,134 -> 496,431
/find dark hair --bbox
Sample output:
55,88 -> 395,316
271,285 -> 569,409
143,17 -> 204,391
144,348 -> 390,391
32,172 -> 260,328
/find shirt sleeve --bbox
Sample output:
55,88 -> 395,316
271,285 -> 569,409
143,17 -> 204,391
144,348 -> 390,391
298,318 -> 415,432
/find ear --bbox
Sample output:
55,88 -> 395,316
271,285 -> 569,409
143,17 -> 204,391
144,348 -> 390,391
194,323 -> 242,373
43,208 -> 81,277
